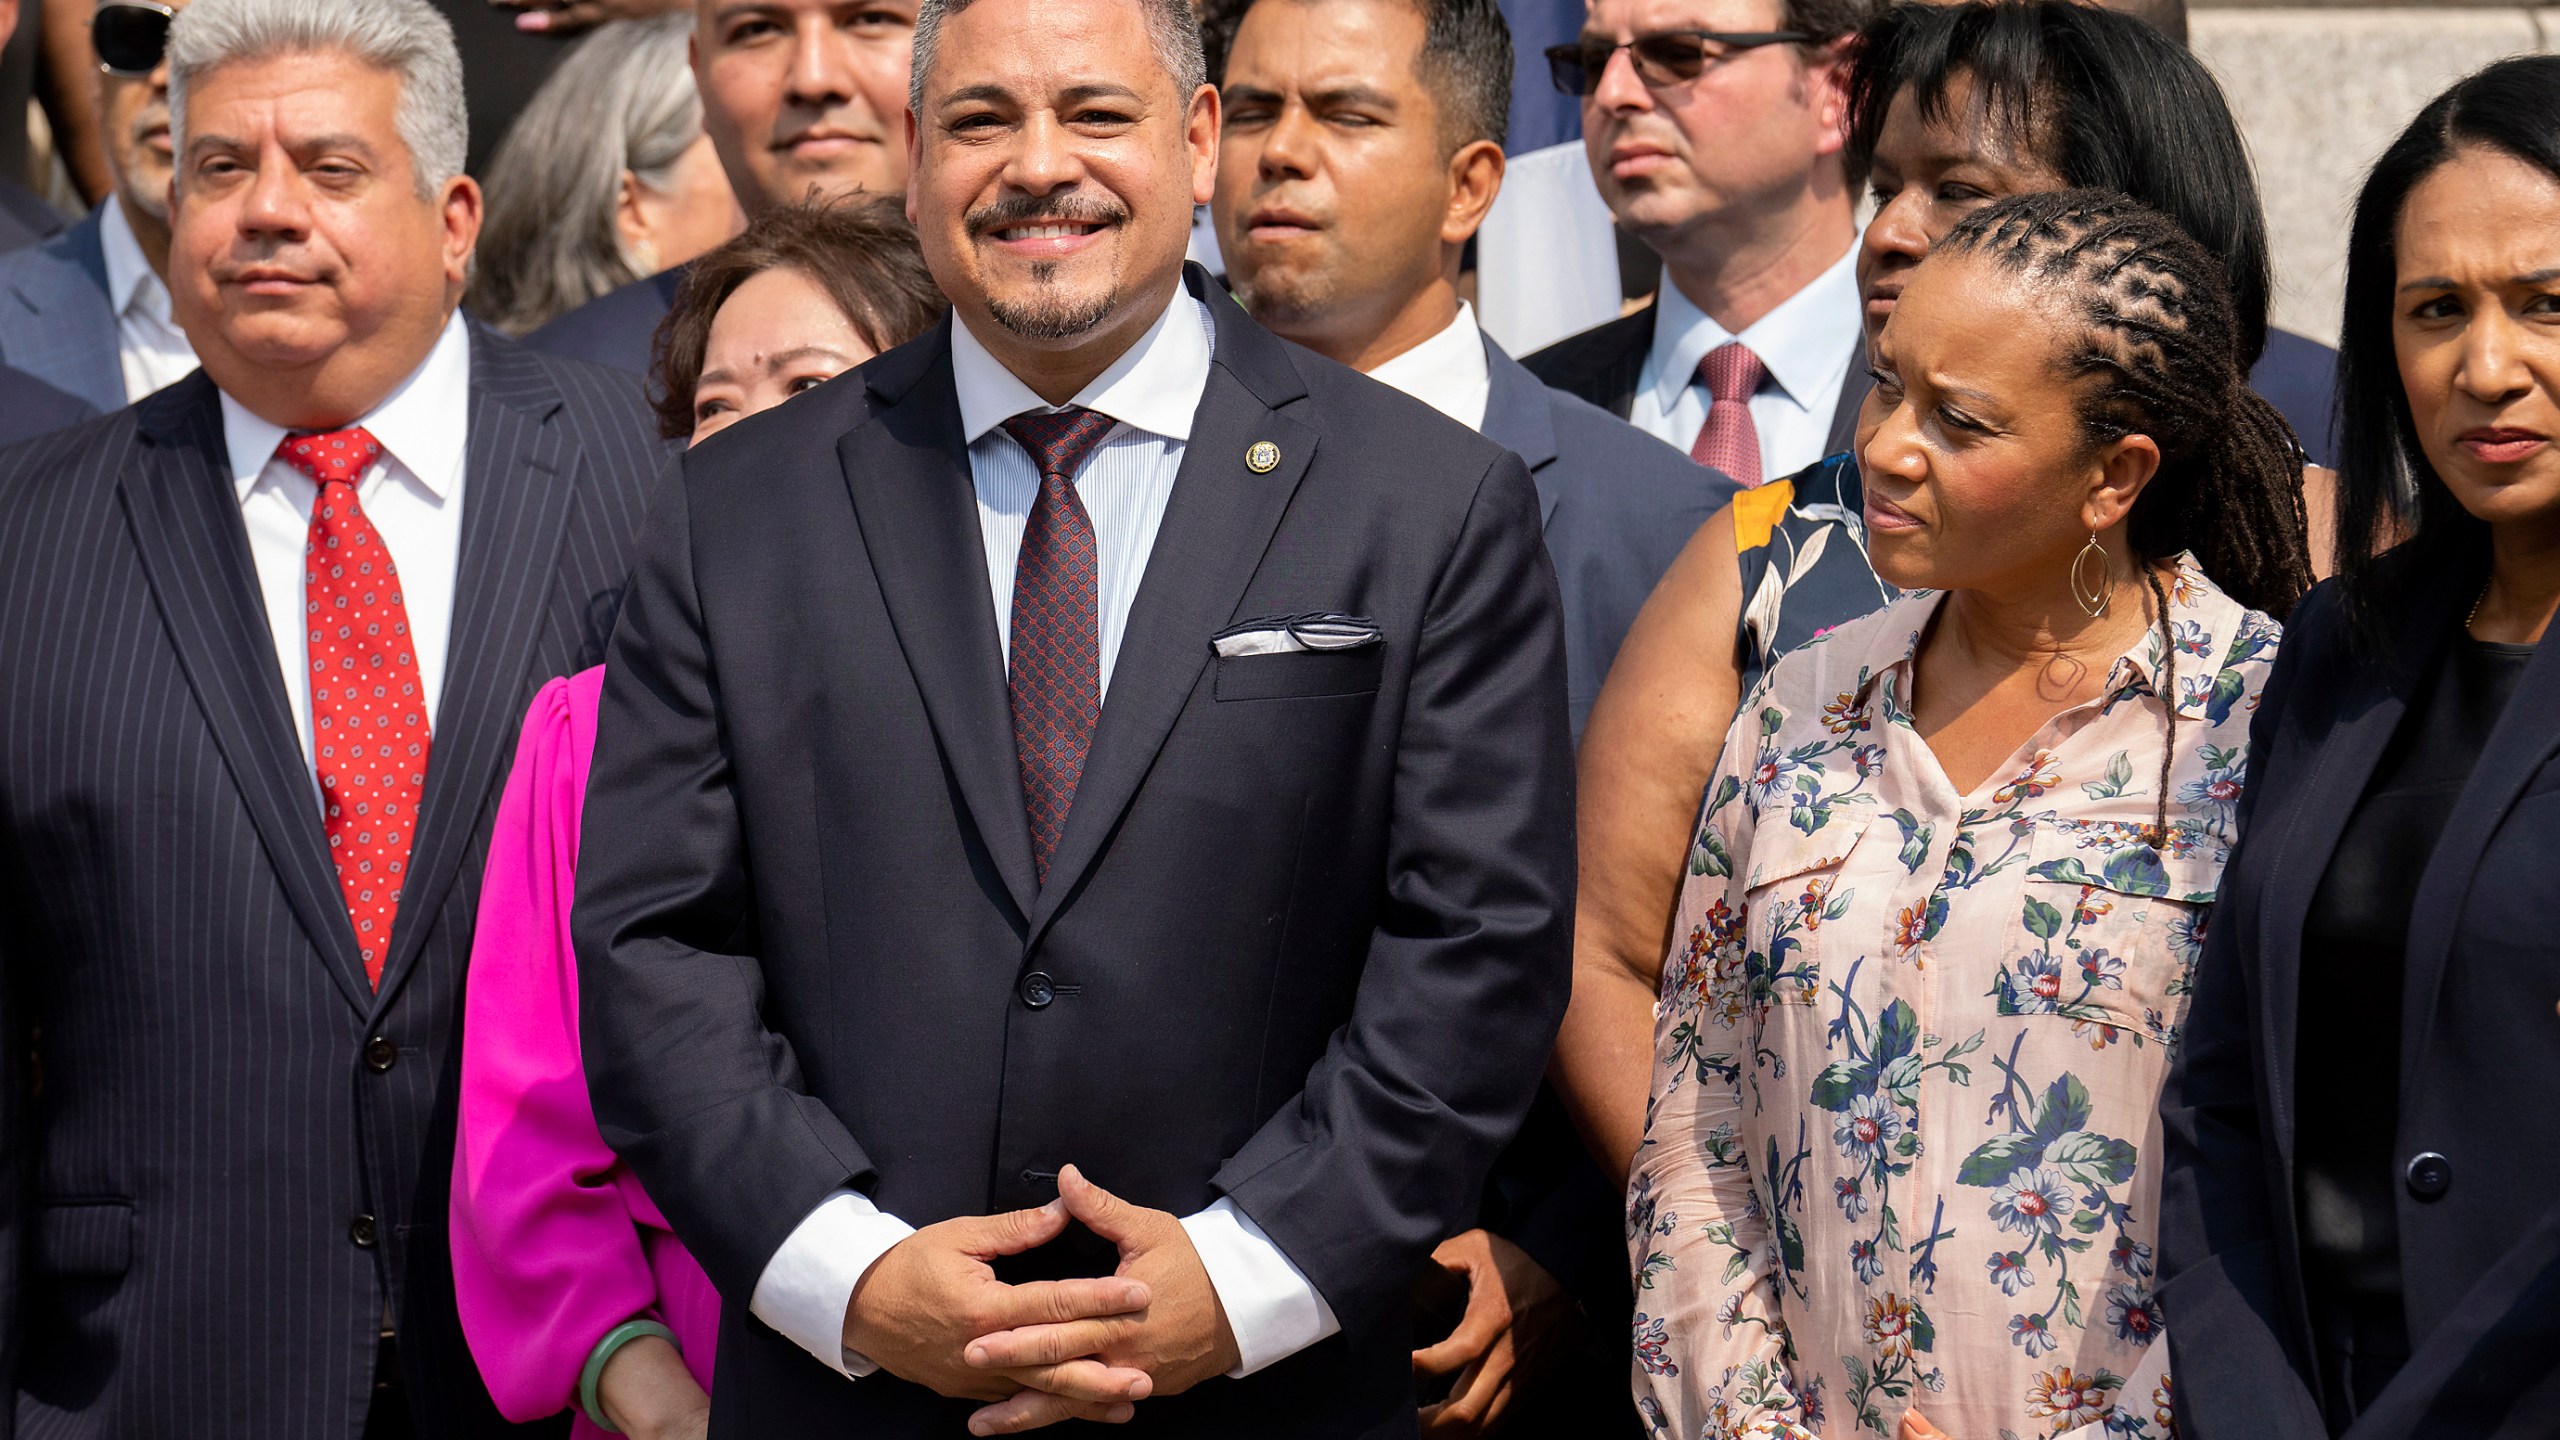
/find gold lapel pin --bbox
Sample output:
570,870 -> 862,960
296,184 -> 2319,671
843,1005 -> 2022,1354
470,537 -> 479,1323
1245,440 -> 1281,474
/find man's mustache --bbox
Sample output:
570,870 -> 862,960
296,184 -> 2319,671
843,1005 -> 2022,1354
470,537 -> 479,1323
966,194 -> 1130,236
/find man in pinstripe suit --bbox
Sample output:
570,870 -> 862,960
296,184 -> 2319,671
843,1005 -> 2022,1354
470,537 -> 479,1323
0,1 -> 662,1435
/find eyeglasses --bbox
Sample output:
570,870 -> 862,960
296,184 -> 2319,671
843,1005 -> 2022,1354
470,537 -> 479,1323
1544,29 -> 1810,96
93,3 -> 175,78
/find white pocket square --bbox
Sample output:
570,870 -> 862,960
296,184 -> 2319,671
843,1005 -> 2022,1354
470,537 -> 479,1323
1212,613 -> 1382,658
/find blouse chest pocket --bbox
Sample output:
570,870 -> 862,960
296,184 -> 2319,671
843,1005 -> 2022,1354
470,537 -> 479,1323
1733,810 -> 1873,991
1995,828 -> 2221,1051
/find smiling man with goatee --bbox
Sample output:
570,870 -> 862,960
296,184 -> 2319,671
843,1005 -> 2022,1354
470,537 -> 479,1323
570,0 -> 1574,1432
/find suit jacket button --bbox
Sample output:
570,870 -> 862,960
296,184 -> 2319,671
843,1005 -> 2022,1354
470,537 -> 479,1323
2405,1151 -> 2452,1201
364,1037 -> 397,1072
350,1214 -> 378,1248
1018,971 -> 1056,1009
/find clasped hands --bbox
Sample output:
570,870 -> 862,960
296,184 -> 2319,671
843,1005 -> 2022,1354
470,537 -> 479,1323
842,1164 -> 1241,1436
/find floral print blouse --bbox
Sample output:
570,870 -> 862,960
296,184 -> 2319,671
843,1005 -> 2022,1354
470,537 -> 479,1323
1630,555 -> 2279,1440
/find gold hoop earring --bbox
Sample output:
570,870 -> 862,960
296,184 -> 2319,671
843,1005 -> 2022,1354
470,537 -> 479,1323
2070,531 -> 2111,618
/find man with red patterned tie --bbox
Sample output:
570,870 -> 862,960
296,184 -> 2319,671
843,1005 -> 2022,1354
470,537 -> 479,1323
0,0 -> 663,1436
570,0 -> 1573,1431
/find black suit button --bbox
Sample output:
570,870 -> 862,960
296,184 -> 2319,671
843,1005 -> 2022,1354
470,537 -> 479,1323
364,1037 -> 397,1073
2405,1151 -> 2452,1201
350,1214 -> 378,1248
1018,971 -> 1056,1009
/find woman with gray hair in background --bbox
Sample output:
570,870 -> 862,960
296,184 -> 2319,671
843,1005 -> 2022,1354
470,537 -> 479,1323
465,12 -> 741,336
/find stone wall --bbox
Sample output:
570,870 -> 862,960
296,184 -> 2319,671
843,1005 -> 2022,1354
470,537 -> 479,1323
2191,7 -> 2558,344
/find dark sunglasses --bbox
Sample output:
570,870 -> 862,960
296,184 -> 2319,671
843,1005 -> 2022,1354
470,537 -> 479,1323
93,2 -> 174,77
1544,29 -> 1810,96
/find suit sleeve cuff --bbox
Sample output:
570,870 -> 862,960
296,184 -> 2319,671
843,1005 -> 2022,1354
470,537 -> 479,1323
748,1189 -> 916,1379
1180,1197 -> 1340,1378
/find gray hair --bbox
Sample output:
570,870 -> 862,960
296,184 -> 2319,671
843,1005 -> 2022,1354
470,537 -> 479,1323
168,0 -> 468,198
466,14 -> 704,334
910,0 -> 1206,117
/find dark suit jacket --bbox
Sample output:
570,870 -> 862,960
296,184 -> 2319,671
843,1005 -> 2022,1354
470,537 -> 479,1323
0,207 -> 123,414
574,268 -> 1577,1439
2251,326 -> 2340,470
1520,296 -> 1872,463
0,327 -> 661,1439
1484,335 -> 1740,740
0,362 -> 94,446
0,177 -> 63,257
2159,556 -> 2560,1440
520,265 -> 686,376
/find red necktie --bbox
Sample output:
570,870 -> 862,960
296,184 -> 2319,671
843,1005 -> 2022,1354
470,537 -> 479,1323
1691,341 -> 1767,487
1001,407 -> 1116,885
281,427 -> 431,989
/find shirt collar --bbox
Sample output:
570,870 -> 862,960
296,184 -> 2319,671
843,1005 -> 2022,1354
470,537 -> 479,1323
1364,301 -> 1490,429
1850,553 -> 2257,721
224,309 -> 473,502
1646,239 -> 1862,414
99,198 -> 169,324
950,284 -> 1214,445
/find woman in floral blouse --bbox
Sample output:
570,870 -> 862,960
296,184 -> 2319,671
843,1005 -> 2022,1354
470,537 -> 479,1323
1629,191 -> 2315,1440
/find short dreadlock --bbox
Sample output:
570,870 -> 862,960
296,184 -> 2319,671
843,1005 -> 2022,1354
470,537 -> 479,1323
1938,189 -> 2313,843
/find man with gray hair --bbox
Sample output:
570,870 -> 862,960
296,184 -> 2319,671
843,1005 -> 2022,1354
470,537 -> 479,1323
0,0 -> 663,1435
572,0 -> 1573,1431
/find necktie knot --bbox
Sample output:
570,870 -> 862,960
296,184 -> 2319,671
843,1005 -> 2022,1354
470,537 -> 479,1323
277,426 -> 383,488
1699,342 -> 1766,405
1002,407 -> 1116,484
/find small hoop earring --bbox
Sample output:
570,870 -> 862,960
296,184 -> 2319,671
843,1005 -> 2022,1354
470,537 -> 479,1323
2070,531 -> 2111,618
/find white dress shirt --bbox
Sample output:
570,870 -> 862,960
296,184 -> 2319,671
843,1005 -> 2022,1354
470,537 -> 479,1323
1628,239 -> 1861,479
1364,301 -> 1491,431
749,285 -> 1344,1383
99,198 -> 201,403
224,309 -> 471,795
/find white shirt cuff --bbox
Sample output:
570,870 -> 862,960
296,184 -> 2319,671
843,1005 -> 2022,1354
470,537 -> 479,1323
748,1188 -> 917,1379
1180,1196 -> 1340,1377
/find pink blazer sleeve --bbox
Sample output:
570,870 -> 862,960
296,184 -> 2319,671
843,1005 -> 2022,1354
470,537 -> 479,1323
451,668 -> 716,1424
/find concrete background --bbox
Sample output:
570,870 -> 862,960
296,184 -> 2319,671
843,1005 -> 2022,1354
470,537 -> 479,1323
2192,7 -> 2559,344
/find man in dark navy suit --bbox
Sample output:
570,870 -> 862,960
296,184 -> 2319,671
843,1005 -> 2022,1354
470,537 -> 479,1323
572,0 -> 1573,1430
523,0 -> 921,372
1210,0 -> 1721,1430
0,0 -> 659,1434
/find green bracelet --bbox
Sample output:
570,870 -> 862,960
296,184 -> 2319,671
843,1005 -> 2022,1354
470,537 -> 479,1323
578,1317 -> 677,1433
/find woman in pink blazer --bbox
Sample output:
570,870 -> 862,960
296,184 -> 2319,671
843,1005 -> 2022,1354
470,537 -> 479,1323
450,200 -> 942,1439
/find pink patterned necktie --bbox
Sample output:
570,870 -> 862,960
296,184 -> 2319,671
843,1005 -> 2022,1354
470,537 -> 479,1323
1001,407 -> 1117,885
1690,341 -> 1767,487
280,426 -> 430,990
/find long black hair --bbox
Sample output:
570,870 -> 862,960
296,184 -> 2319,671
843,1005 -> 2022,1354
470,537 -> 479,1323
2335,55 -> 2560,644
1847,0 -> 2273,367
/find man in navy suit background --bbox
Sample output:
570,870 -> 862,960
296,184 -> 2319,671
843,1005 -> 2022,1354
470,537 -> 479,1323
0,0 -> 202,424
0,0 -> 660,1433
1210,0 -> 1725,1430
572,0 -> 1574,1428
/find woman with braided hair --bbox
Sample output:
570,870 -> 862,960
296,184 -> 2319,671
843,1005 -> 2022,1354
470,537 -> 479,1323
1627,188 -> 2309,1440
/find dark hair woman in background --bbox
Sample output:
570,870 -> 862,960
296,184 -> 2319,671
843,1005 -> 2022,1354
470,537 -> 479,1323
1559,0 -> 2316,1201
449,196 -> 942,1440
2159,55 -> 2560,1438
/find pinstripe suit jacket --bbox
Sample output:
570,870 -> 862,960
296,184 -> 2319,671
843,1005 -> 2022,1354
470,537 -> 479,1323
0,325 -> 661,1440
0,209 -> 123,416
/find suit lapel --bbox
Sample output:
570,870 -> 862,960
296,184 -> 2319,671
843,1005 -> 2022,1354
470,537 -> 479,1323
117,377 -> 373,1013
1027,290 -> 1315,942
2398,607 -> 2560,1086
841,320 -> 1042,922
1480,339 -> 1561,525
2257,574 -> 2463,1162
370,331 -> 577,1011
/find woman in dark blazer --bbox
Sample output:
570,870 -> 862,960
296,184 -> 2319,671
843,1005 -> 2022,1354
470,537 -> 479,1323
2159,56 -> 2560,1439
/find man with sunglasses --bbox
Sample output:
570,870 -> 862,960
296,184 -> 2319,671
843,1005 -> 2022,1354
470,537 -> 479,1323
0,0 -> 199,421
1524,0 -> 1872,489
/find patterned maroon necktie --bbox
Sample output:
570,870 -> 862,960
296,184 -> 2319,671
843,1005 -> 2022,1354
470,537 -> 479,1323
1001,407 -> 1117,885
280,426 -> 431,990
1691,341 -> 1767,487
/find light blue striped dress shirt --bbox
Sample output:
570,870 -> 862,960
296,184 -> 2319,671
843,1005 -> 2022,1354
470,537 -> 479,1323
950,287 -> 1216,699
